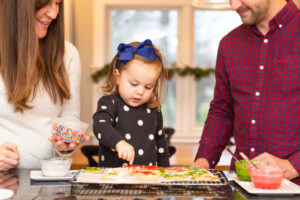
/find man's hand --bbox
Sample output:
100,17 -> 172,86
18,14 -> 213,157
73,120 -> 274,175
254,152 -> 299,180
0,142 -> 19,171
190,158 -> 210,168
48,135 -> 90,152
116,140 -> 135,165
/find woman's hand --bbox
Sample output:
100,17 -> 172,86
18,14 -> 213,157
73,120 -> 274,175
0,142 -> 19,171
48,135 -> 90,152
0,171 -> 19,195
254,152 -> 299,180
116,140 -> 135,164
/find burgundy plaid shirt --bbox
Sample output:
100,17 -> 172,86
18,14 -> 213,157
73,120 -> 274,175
196,0 -> 300,184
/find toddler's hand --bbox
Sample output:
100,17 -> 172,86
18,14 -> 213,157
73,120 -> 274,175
116,140 -> 135,164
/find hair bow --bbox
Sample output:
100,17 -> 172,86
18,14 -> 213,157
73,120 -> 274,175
116,39 -> 161,69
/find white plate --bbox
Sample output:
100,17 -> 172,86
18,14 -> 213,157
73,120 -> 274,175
30,170 -> 78,181
0,189 -> 14,200
230,174 -> 300,195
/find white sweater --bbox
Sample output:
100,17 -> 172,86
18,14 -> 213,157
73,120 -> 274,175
0,41 -> 81,168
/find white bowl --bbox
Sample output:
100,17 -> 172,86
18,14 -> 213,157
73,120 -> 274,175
40,158 -> 72,177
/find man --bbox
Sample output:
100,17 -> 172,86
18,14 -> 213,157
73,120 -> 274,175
192,0 -> 300,184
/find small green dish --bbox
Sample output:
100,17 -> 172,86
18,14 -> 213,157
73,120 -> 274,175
235,160 -> 267,181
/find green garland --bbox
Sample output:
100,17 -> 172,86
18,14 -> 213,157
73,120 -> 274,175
91,64 -> 215,83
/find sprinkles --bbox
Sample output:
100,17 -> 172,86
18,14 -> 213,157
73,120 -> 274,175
52,123 -> 84,144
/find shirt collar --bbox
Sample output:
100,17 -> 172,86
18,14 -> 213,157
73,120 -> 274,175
269,0 -> 298,31
250,0 -> 298,36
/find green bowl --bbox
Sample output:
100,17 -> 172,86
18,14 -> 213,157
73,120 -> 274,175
235,160 -> 251,181
235,160 -> 267,181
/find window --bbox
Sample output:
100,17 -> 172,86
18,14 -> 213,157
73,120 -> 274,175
110,10 -> 178,128
93,0 -> 242,141
194,10 -> 241,127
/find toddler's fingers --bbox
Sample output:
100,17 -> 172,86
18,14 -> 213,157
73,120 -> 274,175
128,150 -> 134,164
118,150 -> 123,159
122,151 -> 128,161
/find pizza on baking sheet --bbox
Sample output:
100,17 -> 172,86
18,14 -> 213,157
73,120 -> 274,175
81,165 -> 219,182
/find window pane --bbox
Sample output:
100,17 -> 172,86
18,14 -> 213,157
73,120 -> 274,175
195,10 -> 241,66
195,11 -> 241,127
162,76 -> 176,128
110,10 -> 178,128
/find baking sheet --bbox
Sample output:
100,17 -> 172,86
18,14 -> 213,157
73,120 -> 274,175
30,170 -> 78,181
230,173 -> 300,195
73,168 -> 227,185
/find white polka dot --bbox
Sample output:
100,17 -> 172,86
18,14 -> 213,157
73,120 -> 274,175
123,105 -> 129,111
149,162 -> 153,166
111,148 -> 116,152
98,133 -> 101,139
101,155 -> 105,161
149,134 -> 154,140
111,118 -> 113,122
158,148 -> 164,153
115,117 -> 118,122
137,120 -> 143,126
147,108 -> 151,114
101,105 -> 107,109
125,133 -> 131,140
112,99 -> 115,104
138,149 -> 144,155
158,130 -> 162,135
99,119 -> 106,123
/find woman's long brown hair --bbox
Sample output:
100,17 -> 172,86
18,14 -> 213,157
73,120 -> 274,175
0,0 -> 70,112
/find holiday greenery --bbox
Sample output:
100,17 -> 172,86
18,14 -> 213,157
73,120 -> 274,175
91,64 -> 215,83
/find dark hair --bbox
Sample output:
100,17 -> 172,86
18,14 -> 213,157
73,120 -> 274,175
102,41 -> 167,109
0,0 -> 70,112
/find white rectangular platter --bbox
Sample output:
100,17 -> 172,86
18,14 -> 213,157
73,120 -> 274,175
230,174 -> 300,195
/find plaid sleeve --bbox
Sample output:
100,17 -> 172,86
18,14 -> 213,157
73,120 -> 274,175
195,42 -> 234,168
288,151 -> 300,178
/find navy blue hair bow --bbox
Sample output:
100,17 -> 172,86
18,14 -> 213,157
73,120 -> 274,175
116,39 -> 161,69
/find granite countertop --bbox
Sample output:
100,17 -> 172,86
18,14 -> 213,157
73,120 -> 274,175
0,169 -> 299,200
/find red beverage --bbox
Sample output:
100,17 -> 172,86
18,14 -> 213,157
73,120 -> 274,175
248,166 -> 286,189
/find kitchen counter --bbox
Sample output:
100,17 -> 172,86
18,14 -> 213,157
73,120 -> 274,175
1,169 -> 299,200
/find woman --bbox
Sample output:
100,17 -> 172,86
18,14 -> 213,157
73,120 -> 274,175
0,0 -> 89,170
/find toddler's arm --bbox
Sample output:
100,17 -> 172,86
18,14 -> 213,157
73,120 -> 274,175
93,95 -> 124,149
155,111 -> 170,167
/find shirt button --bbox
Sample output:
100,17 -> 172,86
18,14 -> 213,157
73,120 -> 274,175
255,92 -> 260,96
251,148 -> 255,152
251,119 -> 256,124
259,65 -> 264,70
279,24 -> 282,28
212,161 -> 215,165
264,39 -> 268,44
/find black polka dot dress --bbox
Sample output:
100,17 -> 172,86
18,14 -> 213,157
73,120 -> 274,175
93,94 -> 170,167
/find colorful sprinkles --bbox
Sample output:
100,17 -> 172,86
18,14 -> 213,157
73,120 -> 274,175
52,123 -> 84,144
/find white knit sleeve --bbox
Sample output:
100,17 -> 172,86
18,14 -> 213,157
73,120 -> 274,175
59,41 -> 81,120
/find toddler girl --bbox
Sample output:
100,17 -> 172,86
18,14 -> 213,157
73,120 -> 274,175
93,39 -> 170,167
